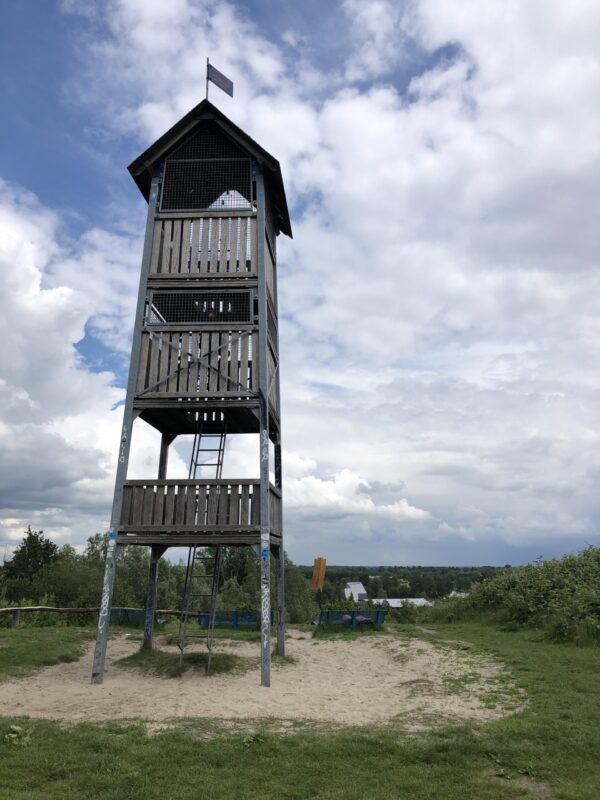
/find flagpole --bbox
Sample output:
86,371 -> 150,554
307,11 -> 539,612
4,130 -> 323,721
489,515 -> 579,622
206,57 -> 209,100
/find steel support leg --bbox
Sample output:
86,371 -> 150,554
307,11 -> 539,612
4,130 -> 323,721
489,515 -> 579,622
143,545 -> 167,650
91,532 -> 120,683
256,168 -> 271,687
276,545 -> 285,656
91,172 -> 160,685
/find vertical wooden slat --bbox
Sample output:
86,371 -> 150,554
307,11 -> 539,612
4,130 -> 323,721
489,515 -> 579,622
229,217 -> 239,273
239,333 -> 250,391
228,331 -> 239,391
210,217 -> 220,273
190,218 -> 200,274
185,485 -> 197,526
197,484 -> 208,525
142,486 -> 155,525
164,485 -> 175,526
207,485 -> 219,525
137,333 -> 150,393
240,484 -> 250,525
132,486 -> 144,526
180,333 -> 191,395
155,332 -> 168,394
251,483 -> 260,525
154,485 -> 164,526
228,484 -> 240,526
148,333 -> 160,392
207,333 -> 218,394
163,333 -> 175,394
170,219 -> 182,274
200,218 -> 210,273
121,486 -> 132,526
251,331 -> 259,391
180,219 -> 191,274
217,485 -> 229,525
249,217 -> 257,273
222,217 -> 230,273
197,332 -> 209,393
219,332 -> 228,394
162,220 -> 172,273
175,485 -> 186,526
238,217 -> 247,272
150,220 -> 162,274
188,332 -> 199,395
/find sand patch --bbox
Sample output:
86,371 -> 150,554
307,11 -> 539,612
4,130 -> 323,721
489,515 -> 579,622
0,630 -> 523,729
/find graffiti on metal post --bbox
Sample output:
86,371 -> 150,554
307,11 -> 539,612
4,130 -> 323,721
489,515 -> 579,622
98,532 -> 117,634
119,423 -> 128,464
261,580 -> 270,650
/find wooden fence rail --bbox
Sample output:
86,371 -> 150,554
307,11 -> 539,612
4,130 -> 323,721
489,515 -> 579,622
0,606 -> 185,629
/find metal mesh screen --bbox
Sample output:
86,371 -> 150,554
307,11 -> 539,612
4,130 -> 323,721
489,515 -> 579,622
169,123 -> 247,160
147,291 -> 251,325
161,160 -> 253,212
161,122 -> 253,212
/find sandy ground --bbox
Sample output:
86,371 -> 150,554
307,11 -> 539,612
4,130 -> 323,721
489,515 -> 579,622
0,630 -> 522,730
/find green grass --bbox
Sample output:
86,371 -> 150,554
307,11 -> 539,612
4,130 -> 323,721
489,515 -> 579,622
1,621 -> 600,798
0,627 -> 93,682
115,646 -> 249,678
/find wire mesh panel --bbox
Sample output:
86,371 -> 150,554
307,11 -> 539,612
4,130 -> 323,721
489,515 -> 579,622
162,161 -> 253,212
147,291 -> 251,325
150,217 -> 256,275
161,122 -> 253,212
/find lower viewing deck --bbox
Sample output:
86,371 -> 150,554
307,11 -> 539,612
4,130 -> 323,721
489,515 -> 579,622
117,479 -> 282,547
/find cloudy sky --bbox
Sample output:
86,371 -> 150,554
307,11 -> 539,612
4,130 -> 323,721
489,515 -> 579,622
1,0 -> 599,566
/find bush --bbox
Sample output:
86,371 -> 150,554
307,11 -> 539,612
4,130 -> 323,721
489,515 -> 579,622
463,547 -> 600,643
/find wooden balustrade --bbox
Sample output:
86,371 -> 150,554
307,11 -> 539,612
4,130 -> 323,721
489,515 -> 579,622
136,329 -> 258,398
120,480 -> 281,533
150,215 -> 257,277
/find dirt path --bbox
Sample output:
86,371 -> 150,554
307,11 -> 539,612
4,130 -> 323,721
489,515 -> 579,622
0,630 -> 522,729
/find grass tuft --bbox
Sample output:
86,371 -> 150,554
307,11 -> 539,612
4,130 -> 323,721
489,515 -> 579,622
115,646 -> 249,678
0,627 -> 93,682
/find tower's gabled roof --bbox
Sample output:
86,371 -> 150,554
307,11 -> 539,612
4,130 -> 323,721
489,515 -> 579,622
128,99 -> 292,238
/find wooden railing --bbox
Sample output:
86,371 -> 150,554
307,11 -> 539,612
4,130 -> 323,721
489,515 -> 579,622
136,329 -> 258,398
120,480 -> 282,533
150,215 -> 257,277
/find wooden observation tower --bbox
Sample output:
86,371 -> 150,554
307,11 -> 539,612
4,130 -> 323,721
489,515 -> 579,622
91,99 -> 291,687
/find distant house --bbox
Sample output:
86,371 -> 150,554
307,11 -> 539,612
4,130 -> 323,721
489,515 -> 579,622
344,581 -> 368,602
371,598 -> 433,608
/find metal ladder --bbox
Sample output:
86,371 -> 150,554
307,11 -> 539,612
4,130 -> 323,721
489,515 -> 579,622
178,413 -> 226,673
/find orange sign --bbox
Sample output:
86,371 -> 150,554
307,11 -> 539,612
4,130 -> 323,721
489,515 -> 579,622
310,557 -> 326,592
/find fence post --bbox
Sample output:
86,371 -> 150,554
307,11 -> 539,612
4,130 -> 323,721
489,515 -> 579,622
11,609 -> 20,629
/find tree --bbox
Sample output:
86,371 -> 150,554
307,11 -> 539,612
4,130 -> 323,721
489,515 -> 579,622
84,533 -> 108,563
2,527 -> 59,601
